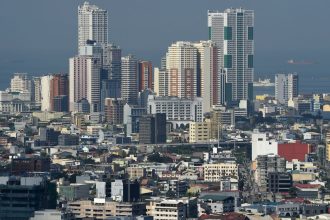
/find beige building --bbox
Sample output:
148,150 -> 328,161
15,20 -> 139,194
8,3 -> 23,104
68,198 -> 146,219
192,41 -> 219,112
166,41 -> 197,99
326,132 -> 330,162
126,165 -> 146,180
189,121 -> 211,143
203,163 -> 238,182
210,107 -> 235,139
86,125 -> 103,136
154,67 -> 168,97
147,199 -> 187,220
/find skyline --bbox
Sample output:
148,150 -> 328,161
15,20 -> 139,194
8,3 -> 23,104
1,0 -> 330,93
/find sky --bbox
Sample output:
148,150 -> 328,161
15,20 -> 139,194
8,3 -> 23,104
0,0 -> 330,92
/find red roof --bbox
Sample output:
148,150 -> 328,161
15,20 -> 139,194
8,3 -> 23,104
294,183 -> 321,189
278,142 -> 310,162
283,198 -> 311,203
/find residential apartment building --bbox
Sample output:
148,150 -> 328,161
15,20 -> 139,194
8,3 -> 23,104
189,121 -> 211,143
69,54 -> 102,113
154,68 -> 168,97
255,154 -> 286,189
166,41 -> 198,99
138,61 -> 153,92
104,98 -> 125,124
146,199 -> 187,220
68,199 -> 146,219
275,73 -> 299,104
121,55 -> 138,105
208,8 -> 254,102
78,1 -> 108,49
203,162 -> 238,182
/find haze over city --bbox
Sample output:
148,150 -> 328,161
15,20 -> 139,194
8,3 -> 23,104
1,0 -> 330,93
1,1 -> 330,220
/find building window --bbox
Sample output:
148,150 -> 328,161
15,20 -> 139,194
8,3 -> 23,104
248,27 -> 253,40
224,55 -> 232,68
224,27 -> 232,40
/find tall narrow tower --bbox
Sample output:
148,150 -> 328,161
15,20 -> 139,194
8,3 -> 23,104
208,8 -> 254,102
78,1 -> 108,50
121,55 -> 138,105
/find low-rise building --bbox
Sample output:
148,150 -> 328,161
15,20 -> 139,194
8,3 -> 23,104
68,198 -> 146,219
146,199 -> 187,220
189,121 -> 211,143
58,183 -> 90,201
203,162 -> 238,182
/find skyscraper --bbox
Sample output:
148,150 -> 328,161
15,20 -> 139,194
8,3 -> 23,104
78,2 -> 108,50
50,74 -> 69,112
166,41 -> 197,99
208,8 -> 254,102
275,73 -> 299,104
154,67 -> 168,97
40,75 -> 53,111
192,41 -> 218,112
69,55 -> 102,112
138,61 -> 153,92
121,55 -> 138,105
100,44 -> 122,111
102,44 -> 122,82
288,73 -> 299,101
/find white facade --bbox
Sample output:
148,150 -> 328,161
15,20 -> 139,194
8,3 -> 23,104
192,41 -> 219,112
251,132 -> 278,161
0,91 -> 31,112
111,179 -> 124,202
166,41 -> 198,99
121,55 -> 138,105
208,8 -> 254,101
96,181 -> 106,198
78,1 -> 108,50
40,75 -> 53,111
275,73 -> 299,104
147,95 -> 203,122
10,73 -> 31,94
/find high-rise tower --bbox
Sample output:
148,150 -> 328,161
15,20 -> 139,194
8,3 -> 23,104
121,55 -> 138,105
208,8 -> 254,103
166,41 -> 198,99
275,73 -> 299,104
78,2 -> 108,50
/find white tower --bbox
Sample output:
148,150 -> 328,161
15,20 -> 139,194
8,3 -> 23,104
208,8 -> 254,102
78,2 -> 108,51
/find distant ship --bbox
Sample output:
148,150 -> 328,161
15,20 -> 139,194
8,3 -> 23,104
253,78 -> 274,87
287,59 -> 316,65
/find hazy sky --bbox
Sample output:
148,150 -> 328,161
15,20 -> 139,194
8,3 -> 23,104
1,0 -> 330,89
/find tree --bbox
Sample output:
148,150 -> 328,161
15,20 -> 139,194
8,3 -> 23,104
147,152 -> 173,163
288,187 -> 297,198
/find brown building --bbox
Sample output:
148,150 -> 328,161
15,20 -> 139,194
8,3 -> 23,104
104,98 -> 126,124
138,60 -> 153,92
50,73 -> 69,112
11,157 -> 51,175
